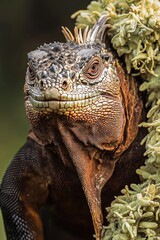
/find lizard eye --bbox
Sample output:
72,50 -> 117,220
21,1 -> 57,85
83,57 -> 103,80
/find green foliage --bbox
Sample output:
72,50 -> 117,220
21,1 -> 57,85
73,0 -> 160,239
72,0 -> 160,76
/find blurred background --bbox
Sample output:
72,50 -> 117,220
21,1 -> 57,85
0,0 -> 90,238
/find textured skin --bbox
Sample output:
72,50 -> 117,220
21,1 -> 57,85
0,18 -> 146,240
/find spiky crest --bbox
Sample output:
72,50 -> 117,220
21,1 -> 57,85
62,15 -> 107,45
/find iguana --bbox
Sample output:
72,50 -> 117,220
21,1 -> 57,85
0,16 -> 146,240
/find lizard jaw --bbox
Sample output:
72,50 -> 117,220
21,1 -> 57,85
28,87 -> 100,115
29,95 -> 99,115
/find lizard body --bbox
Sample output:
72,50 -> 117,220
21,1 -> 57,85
0,16 -> 145,240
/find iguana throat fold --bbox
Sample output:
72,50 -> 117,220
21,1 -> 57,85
56,121 -> 118,240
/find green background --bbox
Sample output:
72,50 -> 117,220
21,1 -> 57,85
0,1 -> 90,239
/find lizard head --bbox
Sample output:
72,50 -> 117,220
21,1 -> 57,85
25,42 -> 118,122
24,16 -> 143,240
25,16 -> 127,153
25,20 -> 121,124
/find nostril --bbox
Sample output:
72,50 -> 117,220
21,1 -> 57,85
39,80 -> 44,89
41,71 -> 48,78
62,80 -> 69,90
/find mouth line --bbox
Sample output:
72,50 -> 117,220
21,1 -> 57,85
28,89 -> 118,113
29,88 -> 100,102
30,95 -> 97,102
29,95 -> 100,111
